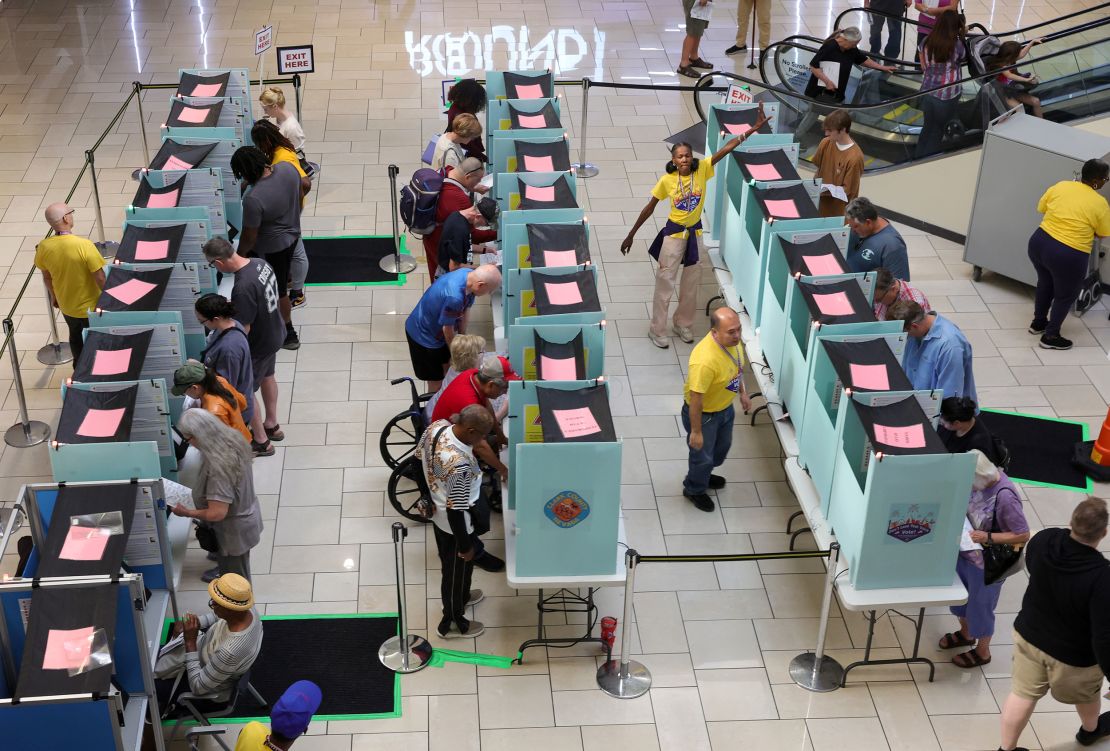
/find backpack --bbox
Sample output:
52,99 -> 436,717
399,167 -> 446,237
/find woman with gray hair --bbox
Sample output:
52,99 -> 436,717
798,27 -> 895,144
170,409 -> 263,582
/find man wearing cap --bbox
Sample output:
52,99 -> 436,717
34,202 -> 107,361
437,197 -> 500,276
405,264 -> 502,392
422,157 -> 495,278
431,351 -> 516,482
155,573 -> 263,710
234,680 -> 322,750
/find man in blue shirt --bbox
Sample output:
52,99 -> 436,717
405,264 -> 501,390
845,197 -> 910,280
888,300 -> 978,403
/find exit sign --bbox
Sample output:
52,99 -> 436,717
277,45 -> 315,74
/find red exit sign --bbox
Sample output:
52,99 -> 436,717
277,45 -> 314,74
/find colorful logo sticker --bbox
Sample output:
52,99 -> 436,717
886,503 -> 938,544
545,491 -> 590,528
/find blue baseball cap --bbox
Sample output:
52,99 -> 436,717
270,680 -> 322,738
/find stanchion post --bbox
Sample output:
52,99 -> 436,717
3,318 -> 52,448
378,164 -> 418,276
378,522 -> 432,673
134,82 -> 150,167
36,279 -> 72,366
571,78 -> 600,178
85,149 -> 107,247
597,548 -> 651,698
788,542 -> 845,691
747,0 -> 759,70
293,73 -> 303,122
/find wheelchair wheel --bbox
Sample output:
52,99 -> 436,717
380,410 -> 425,469
387,458 -> 433,524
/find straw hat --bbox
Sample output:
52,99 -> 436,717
208,573 -> 255,611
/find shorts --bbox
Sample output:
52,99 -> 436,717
406,331 -> 450,382
682,0 -> 709,37
1011,629 -> 1104,705
251,353 -> 277,394
262,238 -> 297,298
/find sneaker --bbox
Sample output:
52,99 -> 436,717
282,329 -> 301,350
672,324 -> 695,343
708,474 -> 726,490
1027,320 -> 1046,335
725,44 -> 747,55
438,620 -> 486,639
473,552 -> 505,573
206,551 -> 218,562
648,330 -> 670,349
997,747 -> 1030,751
1039,334 -> 1073,350
684,491 -> 716,512
201,566 -> 220,583
290,290 -> 307,309
1077,712 -> 1110,746
467,589 -> 485,607
251,439 -> 275,457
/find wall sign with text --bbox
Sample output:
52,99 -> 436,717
277,45 -> 315,74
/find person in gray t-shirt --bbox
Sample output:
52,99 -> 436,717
231,146 -> 302,350
844,196 -> 910,280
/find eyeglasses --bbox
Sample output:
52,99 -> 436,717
63,210 -> 75,219
208,599 -> 217,609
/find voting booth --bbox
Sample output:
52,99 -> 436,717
131,168 -> 227,241
494,171 -> 578,214
489,135 -> 572,179
116,219 -> 217,292
507,322 -> 606,381
503,266 -> 604,328
826,392 -> 975,589
97,264 -> 204,358
485,69 -> 554,103
487,97 -> 563,134
177,68 -> 253,132
502,220 -> 590,274
150,135 -> 243,243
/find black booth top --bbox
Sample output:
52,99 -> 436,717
822,338 -> 913,393
731,149 -> 800,183
508,100 -> 561,129
530,268 -> 602,315
535,384 -> 616,443
166,97 -> 224,128
852,396 -> 948,455
97,266 -> 174,312
797,279 -> 877,325
56,383 -> 140,445
503,71 -> 554,99
518,174 -> 578,211
514,138 -> 572,173
779,233 -> 849,277
533,330 -> 587,381
176,71 -> 230,98
715,107 -> 774,137
71,329 -> 154,383
132,172 -> 187,211
116,223 -> 186,264
526,222 -> 590,267
149,139 -> 217,172
751,183 -> 819,221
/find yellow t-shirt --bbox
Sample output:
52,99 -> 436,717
1037,180 -> 1110,253
271,146 -> 307,178
34,234 -> 106,318
233,721 -> 269,751
684,332 -> 746,413
651,159 -> 715,233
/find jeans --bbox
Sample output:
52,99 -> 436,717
1028,227 -> 1090,337
63,314 -> 89,362
869,10 -> 903,60
950,555 -> 1003,639
681,403 -> 735,495
290,236 -> 309,292
915,94 -> 958,159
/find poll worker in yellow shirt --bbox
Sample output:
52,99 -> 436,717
235,679 -> 321,750
34,202 -> 106,361
682,307 -> 751,512
1027,158 -> 1110,351
621,104 -> 770,349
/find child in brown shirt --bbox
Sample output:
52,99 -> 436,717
813,109 -> 865,218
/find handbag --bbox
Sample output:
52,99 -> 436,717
194,522 -> 220,553
981,488 -> 1024,585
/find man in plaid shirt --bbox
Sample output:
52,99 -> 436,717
873,266 -> 929,321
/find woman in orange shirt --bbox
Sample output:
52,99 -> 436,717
172,361 -> 252,443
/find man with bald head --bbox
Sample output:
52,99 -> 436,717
681,306 -> 751,512
34,203 -> 106,361
421,157 -> 495,278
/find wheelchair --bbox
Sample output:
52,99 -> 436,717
380,376 -> 435,469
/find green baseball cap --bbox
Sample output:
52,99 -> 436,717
171,361 -> 206,396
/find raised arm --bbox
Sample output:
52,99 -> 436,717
710,103 -> 770,166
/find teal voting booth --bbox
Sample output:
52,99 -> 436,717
132,168 -> 227,240
825,391 -> 975,589
98,264 -> 204,358
178,68 -> 253,131
119,217 -> 217,292
501,218 -> 589,274
494,171 -> 578,214
507,321 -> 606,381
489,134 -> 572,179
487,97 -> 563,135
153,132 -> 244,241
484,69 -> 554,103
505,380 -> 621,577
503,265 -> 604,328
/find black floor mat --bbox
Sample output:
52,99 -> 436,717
303,235 -> 406,286
982,409 -> 1091,492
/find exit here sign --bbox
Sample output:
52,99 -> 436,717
277,45 -> 314,74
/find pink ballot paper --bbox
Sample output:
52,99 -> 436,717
514,83 -> 545,99
763,199 -> 799,218
190,83 -> 222,97
76,407 -> 127,438
849,363 -> 890,390
545,281 -> 583,306
134,239 -> 170,261
176,106 -> 210,124
43,627 -> 94,670
540,355 -> 578,381
144,189 -> 179,209
90,348 -> 133,377
543,250 -> 579,267
517,113 -> 548,128
161,155 -> 192,172
813,290 -> 853,316
745,163 -> 781,181
873,422 -> 926,449
522,155 -> 555,172
526,184 -> 555,202
106,278 -> 158,305
59,526 -> 110,561
553,407 -> 601,438
724,122 -> 752,136
803,254 -> 843,276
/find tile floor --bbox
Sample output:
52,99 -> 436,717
1,0 -> 1109,749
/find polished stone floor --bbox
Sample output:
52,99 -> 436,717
1,0 -> 1109,749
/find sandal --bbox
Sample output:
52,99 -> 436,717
251,439 -> 275,457
938,631 -> 976,650
952,649 -> 991,668
690,57 -> 714,69
264,424 -> 285,441
676,65 -> 700,79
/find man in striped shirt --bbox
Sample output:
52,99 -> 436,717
873,266 -> 930,321
418,405 -> 494,639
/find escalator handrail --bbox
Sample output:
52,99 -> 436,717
833,1 -> 1110,44
692,33 -> 1110,124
